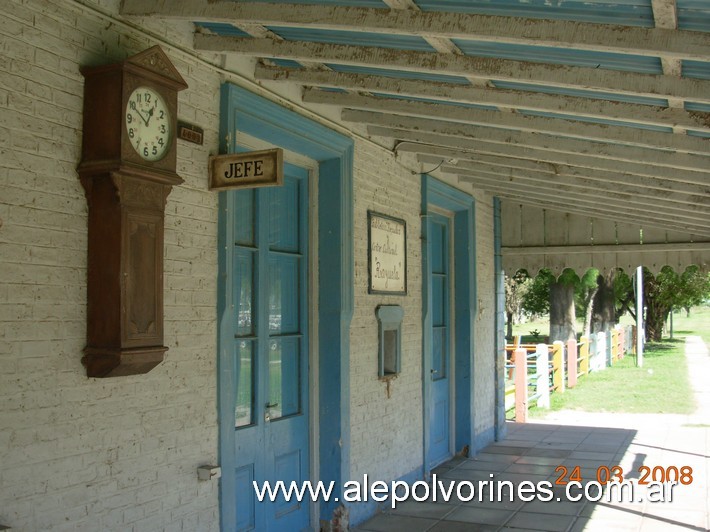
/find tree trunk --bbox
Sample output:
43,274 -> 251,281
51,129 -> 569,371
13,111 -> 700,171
592,270 -> 616,333
583,286 -> 598,338
506,310 -> 513,340
643,269 -> 669,342
645,302 -> 668,342
549,281 -> 576,343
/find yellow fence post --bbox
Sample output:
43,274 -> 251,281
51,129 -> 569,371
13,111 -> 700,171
552,341 -> 565,393
579,336 -> 589,375
611,329 -> 619,362
514,347 -> 528,423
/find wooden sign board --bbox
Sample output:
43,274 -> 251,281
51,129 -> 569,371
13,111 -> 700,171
368,211 -> 407,295
177,120 -> 203,145
209,148 -> 283,190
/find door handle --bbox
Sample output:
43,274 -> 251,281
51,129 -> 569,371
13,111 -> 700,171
264,402 -> 278,422
431,369 -> 438,375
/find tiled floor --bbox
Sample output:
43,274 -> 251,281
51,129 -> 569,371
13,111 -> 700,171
354,337 -> 710,532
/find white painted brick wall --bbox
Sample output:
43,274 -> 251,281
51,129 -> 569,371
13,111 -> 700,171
473,191 -> 498,447
0,1 -> 221,530
1,1 -> 501,529
349,140 -> 424,485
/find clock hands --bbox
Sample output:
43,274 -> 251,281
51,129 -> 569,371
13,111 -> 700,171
133,104 -> 155,126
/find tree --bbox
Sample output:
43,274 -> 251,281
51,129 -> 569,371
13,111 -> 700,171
549,269 -> 579,343
521,269 -> 553,317
576,268 -> 599,338
613,270 -> 636,321
504,270 -> 530,339
642,266 -> 710,342
676,265 -> 710,316
519,268 -> 593,342
591,269 -> 617,334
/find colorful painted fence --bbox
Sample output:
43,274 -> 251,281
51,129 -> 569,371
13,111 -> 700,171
505,325 -> 635,422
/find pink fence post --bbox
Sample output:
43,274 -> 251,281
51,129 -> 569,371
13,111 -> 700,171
514,348 -> 528,423
567,339 -> 578,388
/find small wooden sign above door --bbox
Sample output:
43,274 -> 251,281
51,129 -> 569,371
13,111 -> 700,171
209,148 -> 283,190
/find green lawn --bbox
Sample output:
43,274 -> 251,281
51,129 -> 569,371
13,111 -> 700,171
516,305 -> 710,417
670,305 -> 710,345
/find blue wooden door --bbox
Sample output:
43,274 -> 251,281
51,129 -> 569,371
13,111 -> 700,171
427,213 -> 452,467
222,166 -> 310,531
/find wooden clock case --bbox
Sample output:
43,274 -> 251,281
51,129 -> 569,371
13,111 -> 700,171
77,46 -> 187,377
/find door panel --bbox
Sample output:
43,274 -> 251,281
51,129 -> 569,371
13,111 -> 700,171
427,212 -> 452,468
223,166 -> 310,531
235,465 -> 256,530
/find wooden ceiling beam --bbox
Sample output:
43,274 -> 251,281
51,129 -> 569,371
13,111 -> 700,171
256,64 -> 710,132
122,1 -> 710,61
409,143 -> 710,195
194,35 -> 710,103
374,128 -> 710,184
305,91 -> 710,154
418,155 -> 709,209
457,178 -> 710,236
352,109 -> 710,176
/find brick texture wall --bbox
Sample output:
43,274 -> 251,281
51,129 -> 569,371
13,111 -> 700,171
349,140 -> 424,485
0,1 -> 221,530
473,192 -> 498,450
0,1 -> 500,529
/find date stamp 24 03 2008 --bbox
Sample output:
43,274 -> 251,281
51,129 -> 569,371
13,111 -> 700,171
554,464 -> 694,485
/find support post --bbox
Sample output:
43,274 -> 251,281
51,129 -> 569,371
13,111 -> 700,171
514,347 -> 528,423
595,332 -> 607,371
552,341 -> 565,393
579,336 -> 589,375
536,344 -> 550,409
636,266 -> 644,367
567,339 -> 578,388
606,330 -> 614,367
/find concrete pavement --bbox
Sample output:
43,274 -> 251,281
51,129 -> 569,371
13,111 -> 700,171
354,336 -> 710,532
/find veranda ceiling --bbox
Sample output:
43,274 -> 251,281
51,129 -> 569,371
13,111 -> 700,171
120,0 -> 710,245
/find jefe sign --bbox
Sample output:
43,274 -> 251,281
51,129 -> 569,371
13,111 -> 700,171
209,148 -> 283,190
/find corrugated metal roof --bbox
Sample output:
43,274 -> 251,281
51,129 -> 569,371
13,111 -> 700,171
267,27 -> 436,51
195,22 -> 250,37
453,40 -> 664,74
326,64 -> 471,85
155,0 -> 710,236
491,81 -> 669,107
685,101 -> 710,112
235,0 -> 388,6
682,59 -> 710,79
371,92 -> 499,111
518,110 -> 675,133
677,0 -> 710,32
413,0 -> 654,26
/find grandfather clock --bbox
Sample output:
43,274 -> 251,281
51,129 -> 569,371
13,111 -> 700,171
77,46 -> 187,377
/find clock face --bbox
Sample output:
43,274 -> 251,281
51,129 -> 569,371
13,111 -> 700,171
125,86 -> 171,162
